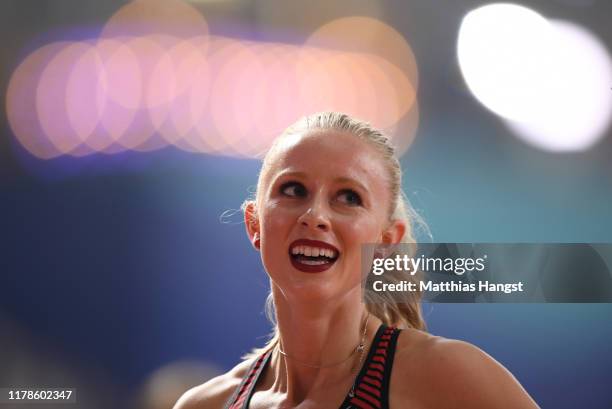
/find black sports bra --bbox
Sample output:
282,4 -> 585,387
225,324 -> 401,409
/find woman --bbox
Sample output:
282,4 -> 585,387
174,112 -> 539,408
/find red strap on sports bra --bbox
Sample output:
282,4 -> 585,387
225,349 -> 272,409
341,325 -> 401,409
224,325 -> 401,409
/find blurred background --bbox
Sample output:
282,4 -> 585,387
1,0 -> 611,408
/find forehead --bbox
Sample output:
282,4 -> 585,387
265,130 -> 389,187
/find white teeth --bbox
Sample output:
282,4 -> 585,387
300,259 -> 329,265
290,244 -> 338,259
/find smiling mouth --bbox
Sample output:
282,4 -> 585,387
288,239 -> 340,273
291,253 -> 338,265
290,252 -> 339,273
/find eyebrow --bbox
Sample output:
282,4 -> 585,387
275,171 -> 370,194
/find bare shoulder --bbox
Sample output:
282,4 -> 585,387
390,329 -> 540,409
172,358 -> 254,409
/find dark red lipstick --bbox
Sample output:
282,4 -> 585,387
288,239 -> 340,274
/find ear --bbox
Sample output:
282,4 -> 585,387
381,219 -> 406,245
373,220 -> 406,260
244,200 -> 261,250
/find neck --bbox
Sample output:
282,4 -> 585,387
267,284 -> 379,404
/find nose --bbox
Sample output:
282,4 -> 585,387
298,199 -> 331,232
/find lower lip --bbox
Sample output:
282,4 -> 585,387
290,256 -> 337,273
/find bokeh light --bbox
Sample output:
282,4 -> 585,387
305,16 -> 419,147
6,1 -> 419,159
457,3 -> 554,122
65,43 -> 107,152
37,42 -> 99,155
504,21 -> 612,152
100,0 -> 210,39
305,16 -> 418,90
458,3 -> 612,152
7,42 -> 71,159
95,38 -> 141,154
137,360 -> 221,409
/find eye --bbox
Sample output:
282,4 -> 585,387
338,189 -> 363,206
280,181 -> 307,198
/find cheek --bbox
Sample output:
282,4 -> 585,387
338,217 -> 382,273
343,216 -> 383,245
262,205 -> 293,237
259,206 -> 294,266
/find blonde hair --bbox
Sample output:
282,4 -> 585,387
242,112 -> 426,359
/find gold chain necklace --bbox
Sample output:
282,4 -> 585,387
276,313 -> 370,371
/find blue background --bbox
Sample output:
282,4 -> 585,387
1,1 -> 611,408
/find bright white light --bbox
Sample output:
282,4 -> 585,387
458,3 -> 612,152
505,21 -> 612,152
457,3 -> 554,121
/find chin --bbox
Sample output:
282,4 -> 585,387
280,278 -> 362,304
